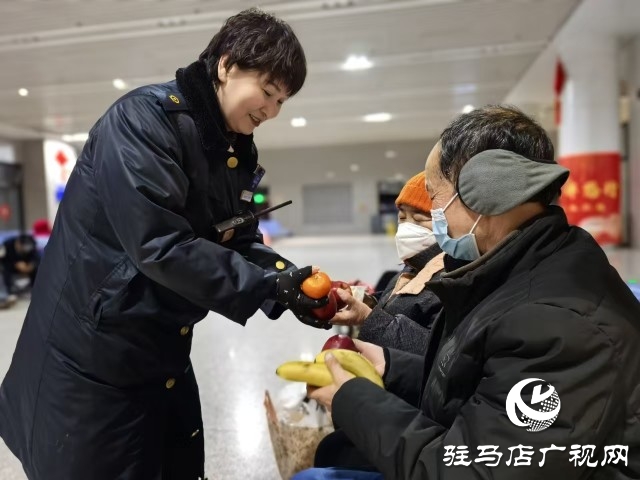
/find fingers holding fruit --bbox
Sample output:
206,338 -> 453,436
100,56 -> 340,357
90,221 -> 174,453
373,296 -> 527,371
353,339 -> 386,377
276,334 -> 384,407
280,270 -> 369,329
308,280 -> 355,322
329,291 -> 372,326
331,281 -> 352,309
275,266 -> 329,311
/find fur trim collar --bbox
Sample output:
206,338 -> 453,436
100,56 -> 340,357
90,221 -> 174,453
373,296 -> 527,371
175,60 -> 254,156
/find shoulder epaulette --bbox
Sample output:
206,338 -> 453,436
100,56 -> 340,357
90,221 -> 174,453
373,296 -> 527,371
161,92 -> 189,112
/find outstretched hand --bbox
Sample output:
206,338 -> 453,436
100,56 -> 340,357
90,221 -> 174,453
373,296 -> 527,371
276,266 -> 332,329
275,265 -> 328,310
330,288 -> 372,326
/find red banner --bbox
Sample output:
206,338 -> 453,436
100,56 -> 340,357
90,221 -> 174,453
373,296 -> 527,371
554,59 -> 566,126
558,152 -> 621,246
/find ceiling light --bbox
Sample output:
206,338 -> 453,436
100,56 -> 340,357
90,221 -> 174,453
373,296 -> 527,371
385,150 -> 397,159
62,132 -> 89,143
363,112 -> 391,123
326,171 -> 336,179
112,78 -> 127,90
18,88 -> 29,97
350,164 -> 360,172
342,55 -> 373,71
462,104 -> 475,114
453,84 -> 477,95
291,117 -> 307,127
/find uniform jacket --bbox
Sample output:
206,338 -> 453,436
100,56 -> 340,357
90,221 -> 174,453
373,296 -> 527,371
0,60 -> 293,479
333,207 -> 640,479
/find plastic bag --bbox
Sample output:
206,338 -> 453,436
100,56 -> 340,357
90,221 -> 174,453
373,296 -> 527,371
265,384 -> 334,479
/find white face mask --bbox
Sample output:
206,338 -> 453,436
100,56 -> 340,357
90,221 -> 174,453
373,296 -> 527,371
395,222 -> 437,261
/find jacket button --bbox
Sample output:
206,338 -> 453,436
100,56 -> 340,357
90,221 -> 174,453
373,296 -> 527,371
166,378 -> 176,389
180,326 -> 190,336
275,260 -> 285,270
227,157 -> 238,168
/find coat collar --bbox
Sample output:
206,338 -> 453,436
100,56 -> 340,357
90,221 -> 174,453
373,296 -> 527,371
404,242 -> 443,271
175,60 -> 255,158
393,253 -> 445,296
427,206 -> 570,321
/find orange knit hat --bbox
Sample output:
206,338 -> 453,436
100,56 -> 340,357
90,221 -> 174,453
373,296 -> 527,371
395,171 -> 432,213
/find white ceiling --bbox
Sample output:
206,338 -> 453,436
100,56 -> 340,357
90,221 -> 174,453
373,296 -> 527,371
507,0 -> 640,118
0,0 -> 581,149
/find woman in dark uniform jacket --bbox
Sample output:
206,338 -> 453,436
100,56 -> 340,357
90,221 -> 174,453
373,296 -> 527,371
0,9 -> 327,480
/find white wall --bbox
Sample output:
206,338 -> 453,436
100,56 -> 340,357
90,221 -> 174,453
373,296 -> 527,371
0,142 -> 16,164
258,139 -> 436,235
19,140 -> 48,229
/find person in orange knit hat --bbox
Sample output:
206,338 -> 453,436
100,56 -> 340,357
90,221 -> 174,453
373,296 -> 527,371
329,171 -> 443,355
313,171 -> 444,469
393,171 -> 434,261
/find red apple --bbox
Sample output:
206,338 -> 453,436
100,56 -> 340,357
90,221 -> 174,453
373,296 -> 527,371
321,334 -> 358,352
332,280 -> 351,290
311,292 -> 338,321
331,281 -> 352,310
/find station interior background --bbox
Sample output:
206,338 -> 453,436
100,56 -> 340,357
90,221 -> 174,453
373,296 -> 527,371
1,0 -> 640,478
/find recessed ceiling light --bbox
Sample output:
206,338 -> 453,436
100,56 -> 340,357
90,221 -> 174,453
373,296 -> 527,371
342,55 -> 373,71
291,117 -> 307,127
18,88 -> 29,97
462,104 -> 475,114
326,171 -> 336,179
385,150 -> 397,159
112,78 -> 127,90
363,112 -> 391,123
350,164 -> 360,172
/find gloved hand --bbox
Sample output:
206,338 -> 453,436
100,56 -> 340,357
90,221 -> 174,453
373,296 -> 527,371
293,311 -> 333,330
276,266 -> 331,329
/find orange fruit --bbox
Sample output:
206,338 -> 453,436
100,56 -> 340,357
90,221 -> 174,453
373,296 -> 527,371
301,272 -> 332,299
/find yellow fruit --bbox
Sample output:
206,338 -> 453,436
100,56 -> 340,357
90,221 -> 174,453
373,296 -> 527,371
315,349 -> 384,388
275,361 -> 332,387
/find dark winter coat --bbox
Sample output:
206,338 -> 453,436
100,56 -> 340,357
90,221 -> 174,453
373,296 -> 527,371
357,243 -> 444,355
333,207 -> 640,479
0,60 -> 293,480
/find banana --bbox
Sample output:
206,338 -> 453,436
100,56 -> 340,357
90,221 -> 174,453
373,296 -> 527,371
275,361 -> 333,387
315,349 -> 384,388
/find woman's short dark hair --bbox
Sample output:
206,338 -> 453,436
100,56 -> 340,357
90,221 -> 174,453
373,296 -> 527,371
199,8 -> 307,96
439,105 -> 560,205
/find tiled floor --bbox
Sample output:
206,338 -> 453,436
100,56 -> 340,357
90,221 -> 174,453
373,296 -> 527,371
0,235 -> 638,480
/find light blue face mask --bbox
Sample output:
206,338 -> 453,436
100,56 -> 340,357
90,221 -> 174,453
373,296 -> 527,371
431,193 -> 482,261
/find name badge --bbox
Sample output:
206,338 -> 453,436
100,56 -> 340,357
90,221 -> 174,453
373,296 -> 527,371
250,164 -> 266,191
240,164 -> 266,203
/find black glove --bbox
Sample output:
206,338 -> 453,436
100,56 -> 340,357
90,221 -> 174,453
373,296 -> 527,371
293,311 -> 333,330
275,266 -> 328,309
276,266 -> 331,329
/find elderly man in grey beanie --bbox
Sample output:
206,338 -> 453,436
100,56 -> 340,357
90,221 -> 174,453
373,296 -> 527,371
296,105 -> 640,480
